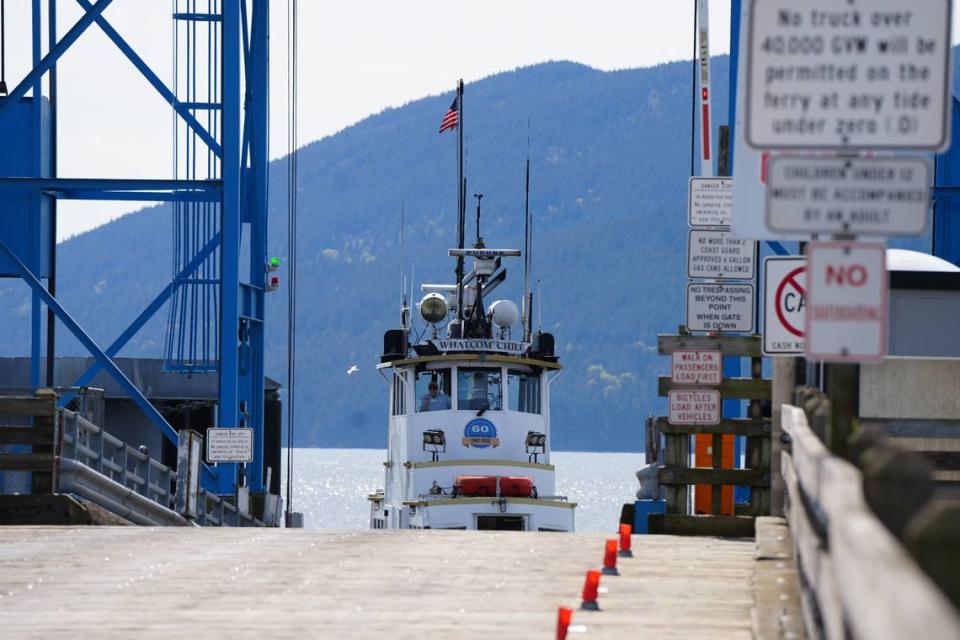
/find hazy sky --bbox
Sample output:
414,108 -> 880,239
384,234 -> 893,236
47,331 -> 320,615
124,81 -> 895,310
0,2 -> 955,240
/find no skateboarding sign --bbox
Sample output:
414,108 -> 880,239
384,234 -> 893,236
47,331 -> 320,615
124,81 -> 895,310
763,257 -> 806,355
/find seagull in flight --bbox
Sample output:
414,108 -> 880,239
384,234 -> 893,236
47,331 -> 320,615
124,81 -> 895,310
347,365 -> 359,375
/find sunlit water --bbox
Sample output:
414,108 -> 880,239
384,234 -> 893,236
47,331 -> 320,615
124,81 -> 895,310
281,448 -> 643,533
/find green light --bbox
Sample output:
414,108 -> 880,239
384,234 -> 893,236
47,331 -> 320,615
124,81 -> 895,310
270,257 -> 280,267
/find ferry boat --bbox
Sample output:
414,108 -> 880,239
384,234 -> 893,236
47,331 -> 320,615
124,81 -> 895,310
369,193 -> 575,532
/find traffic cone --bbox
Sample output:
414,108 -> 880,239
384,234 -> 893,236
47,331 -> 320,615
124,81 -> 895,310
618,523 -> 634,558
580,569 -> 601,610
602,539 -> 619,576
556,606 -> 572,640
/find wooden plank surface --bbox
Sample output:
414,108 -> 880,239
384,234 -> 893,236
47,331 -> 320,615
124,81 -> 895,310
658,334 -> 762,357
648,514 -> 755,538
0,396 -> 57,416
0,527 -> 757,639
0,453 -> 55,472
657,466 -> 770,488
751,517 -> 807,640
658,377 -> 772,400
654,417 -> 771,437
0,427 -> 54,446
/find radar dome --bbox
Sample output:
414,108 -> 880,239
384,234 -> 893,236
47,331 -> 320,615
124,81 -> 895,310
419,293 -> 449,324
489,299 -> 520,328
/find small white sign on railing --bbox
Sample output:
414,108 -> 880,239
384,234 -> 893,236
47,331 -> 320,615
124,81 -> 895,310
206,428 -> 254,463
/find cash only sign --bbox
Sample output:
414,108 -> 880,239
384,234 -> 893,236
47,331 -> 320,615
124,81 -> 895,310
745,0 -> 952,362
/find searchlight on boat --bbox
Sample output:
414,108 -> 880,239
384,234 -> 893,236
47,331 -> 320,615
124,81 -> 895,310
419,293 -> 449,324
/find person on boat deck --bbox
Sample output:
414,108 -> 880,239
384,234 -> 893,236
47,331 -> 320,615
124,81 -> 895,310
421,382 -> 451,411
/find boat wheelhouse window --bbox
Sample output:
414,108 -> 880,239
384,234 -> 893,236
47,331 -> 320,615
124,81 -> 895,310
415,368 -> 452,412
508,370 -> 541,414
457,368 -> 502,411
391,372 -> 407,416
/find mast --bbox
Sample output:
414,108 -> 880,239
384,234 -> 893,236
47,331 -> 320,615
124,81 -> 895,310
454,80 -> 466,327
523,155 -> 533,342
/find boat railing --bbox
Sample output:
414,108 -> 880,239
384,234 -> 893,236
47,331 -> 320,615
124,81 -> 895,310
415,492 -> 569,502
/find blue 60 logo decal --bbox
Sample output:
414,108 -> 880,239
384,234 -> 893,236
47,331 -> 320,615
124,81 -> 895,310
462,418 -> 500,449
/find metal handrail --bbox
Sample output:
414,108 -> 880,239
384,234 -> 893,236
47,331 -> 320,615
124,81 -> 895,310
60,409 -> 175,509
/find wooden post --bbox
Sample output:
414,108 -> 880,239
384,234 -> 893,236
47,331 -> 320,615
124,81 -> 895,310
905,501 -> 960,609
663,433 -> 689,515
826,363 -> 858,456
862,446 -> 936,539
30,389 -> 59,495
770,357 -> 794,516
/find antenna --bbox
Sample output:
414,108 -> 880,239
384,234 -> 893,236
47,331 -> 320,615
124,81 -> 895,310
400,202 -> 408,328
537,279 -> 543,332
523,136 -> 533,342
473,193 -> 484,248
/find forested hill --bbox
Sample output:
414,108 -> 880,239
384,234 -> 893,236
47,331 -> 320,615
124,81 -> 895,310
5,58 -> 729,450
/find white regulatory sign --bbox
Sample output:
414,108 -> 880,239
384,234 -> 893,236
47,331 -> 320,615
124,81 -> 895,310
689,177 -> 733,227
688,229 -> 757,280
668,389 -> 722,426
687,283 -> 756,333
766,156 -> 931,235
763,257 -> 807,355
206,428 -> 254,463
671,350 -> 723,385
746,0 -> 953,151
806,242 -> 887,362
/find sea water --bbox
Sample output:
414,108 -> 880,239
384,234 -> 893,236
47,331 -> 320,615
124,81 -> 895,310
280,448 -> 643,533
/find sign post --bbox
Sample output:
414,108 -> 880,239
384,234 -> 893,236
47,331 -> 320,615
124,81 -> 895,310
671,350 -> 723,385
805,242 -> 887,361
206,428 -> 254,464
689,177 -> 733,227
746,0 -> 953,151
763,257 -> 807,355
766,156 -> 931,235
668,389 -> 721,426
686,283 -> 755,333
687,229 -> 758,280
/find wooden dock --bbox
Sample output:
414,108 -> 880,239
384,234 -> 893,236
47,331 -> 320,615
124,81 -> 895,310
0,523 -> 799,639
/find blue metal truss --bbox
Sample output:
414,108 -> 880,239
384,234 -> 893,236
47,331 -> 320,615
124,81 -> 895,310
0,0 -> 271,496
933,97 -> 960,266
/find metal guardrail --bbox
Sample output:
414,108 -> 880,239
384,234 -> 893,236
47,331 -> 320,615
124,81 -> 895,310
61,409 -> 175,509
1,391 -> 273,527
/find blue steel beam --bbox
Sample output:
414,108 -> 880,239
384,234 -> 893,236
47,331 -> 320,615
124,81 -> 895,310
0,0 -> 113,121
0,177 -> 221,192
29,0 -> 43,390
215,0 -> 243,494
49,190 -> 219,202
0,238 -> 179,444
934,96 -> 960,266
243,0 -> 270,492
60,233 -> 222,407
74,0 -> 222,158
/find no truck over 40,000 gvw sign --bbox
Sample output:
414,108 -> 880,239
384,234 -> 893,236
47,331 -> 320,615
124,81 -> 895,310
746,0 -> 953,151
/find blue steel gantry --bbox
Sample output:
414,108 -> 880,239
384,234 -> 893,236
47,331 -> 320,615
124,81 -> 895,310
0,1 -> 272,497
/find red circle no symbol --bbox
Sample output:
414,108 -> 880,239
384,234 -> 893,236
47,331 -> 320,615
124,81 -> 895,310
774,266 -> 805,338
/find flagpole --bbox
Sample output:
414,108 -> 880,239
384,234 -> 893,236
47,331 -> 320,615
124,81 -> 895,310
455,79 -> 466,326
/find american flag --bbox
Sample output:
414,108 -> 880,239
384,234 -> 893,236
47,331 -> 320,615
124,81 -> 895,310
438,96 -> 459,133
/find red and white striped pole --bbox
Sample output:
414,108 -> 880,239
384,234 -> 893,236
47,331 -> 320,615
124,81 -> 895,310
697,0 -> 713,177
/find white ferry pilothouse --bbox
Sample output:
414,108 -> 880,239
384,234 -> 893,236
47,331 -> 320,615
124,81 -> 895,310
369,176 -> 575,532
